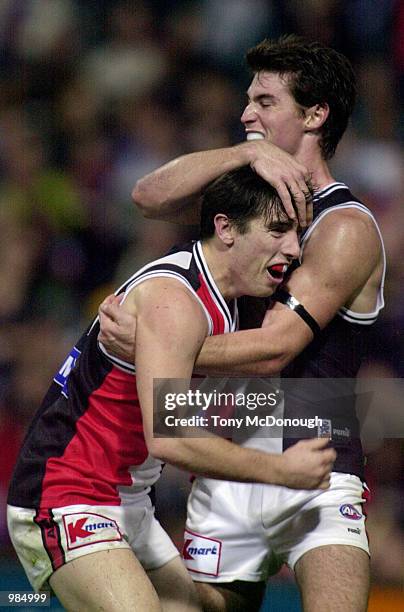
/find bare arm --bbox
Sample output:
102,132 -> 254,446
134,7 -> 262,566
194,208 -> 382,375
98,210 -> 380,376
125,277 -> 335,489
133,141 -> 312,227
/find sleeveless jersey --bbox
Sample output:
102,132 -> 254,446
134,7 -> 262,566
281,182 -> 386,478
8,241 -> 238,509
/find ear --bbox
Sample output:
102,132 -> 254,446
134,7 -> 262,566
213,214 -> 234,246
304,103 -> 329,131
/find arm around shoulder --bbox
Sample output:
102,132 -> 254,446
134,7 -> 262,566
194,208 -> 382,376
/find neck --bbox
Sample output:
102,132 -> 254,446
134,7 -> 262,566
201,240 -> 234,302
294,142 -> 335,190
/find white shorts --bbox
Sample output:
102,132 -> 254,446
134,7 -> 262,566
7,495 -> 179,592
183,472 -> 370,583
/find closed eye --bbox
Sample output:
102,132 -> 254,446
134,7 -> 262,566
245,94 -> 276,108
267,221 -> 294,235
257,94 -> 276,108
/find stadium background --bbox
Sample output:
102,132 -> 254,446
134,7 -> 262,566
0,1 -> 402,610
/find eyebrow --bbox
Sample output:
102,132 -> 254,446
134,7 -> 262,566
246,92 -> 278,104
267,220 -> 295,232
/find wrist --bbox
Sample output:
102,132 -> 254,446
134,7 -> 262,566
268,454 -> 285,485
256,452 -> 284,486
232,141 -> 257,166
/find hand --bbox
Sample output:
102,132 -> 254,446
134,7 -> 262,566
98,294 -> 137,361
243,140 -> 313,227
279,438 -> 336,489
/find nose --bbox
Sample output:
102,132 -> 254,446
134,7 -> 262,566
282,230 -> 300,262
240,101 -> 258,125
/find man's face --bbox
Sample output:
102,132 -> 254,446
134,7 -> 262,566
241,71 -> 306,155
230,214 -> 300,298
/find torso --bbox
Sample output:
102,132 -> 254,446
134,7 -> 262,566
240,182 -> 386,479
282,183 -> 386,478
8,241 -> 238,509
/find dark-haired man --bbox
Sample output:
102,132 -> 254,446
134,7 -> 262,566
99,36 -> 385,611
7,168 -> 335,612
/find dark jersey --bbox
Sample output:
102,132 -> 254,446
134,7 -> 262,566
281,182 -> 386,478
8,241 -> 238,509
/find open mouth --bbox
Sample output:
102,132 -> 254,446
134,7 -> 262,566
267,263 -> 288,281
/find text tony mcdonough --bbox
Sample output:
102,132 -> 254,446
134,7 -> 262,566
164,414 -> 324,430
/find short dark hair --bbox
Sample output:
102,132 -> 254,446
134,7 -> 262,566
200,166 -> 297,239
246,35 -> 357,159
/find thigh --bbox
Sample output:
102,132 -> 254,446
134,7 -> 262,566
147,556 -> 201,612
295,545 -> 370,612
50,548 -> 161,612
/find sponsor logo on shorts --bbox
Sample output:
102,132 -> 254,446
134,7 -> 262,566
62,512 -> 122,550
182,530 -> 222,576
348,527 -> 361,535
339,504 -> 362,520
333,426 -> 350,438
318,419 -> 332,438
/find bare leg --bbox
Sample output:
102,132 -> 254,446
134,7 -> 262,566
49,549 -> 161,612
195,581 -> 265,612
295,545 -> 370,612
147,556 -> 201,611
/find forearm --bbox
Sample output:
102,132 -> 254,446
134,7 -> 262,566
132,144 -> 252,222
150,436 -> 284,485
194,328 -> 290,376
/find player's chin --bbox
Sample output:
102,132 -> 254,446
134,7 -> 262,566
244,275 -> 281,298
262,276 -> 283,295
251,284 -> 277,298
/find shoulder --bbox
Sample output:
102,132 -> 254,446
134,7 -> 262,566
305,206 -> 381,263
134,278 -> 209,356
126,276 -> 204,315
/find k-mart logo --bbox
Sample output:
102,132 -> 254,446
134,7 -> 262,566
62,512 -> 122,550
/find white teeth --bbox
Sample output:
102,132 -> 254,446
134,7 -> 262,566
246,132 -> 265,141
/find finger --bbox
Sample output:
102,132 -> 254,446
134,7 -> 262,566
99,301 -> 122,320
318,478 -> 331,490
306,198 -> 313,226
296,165 -> 313,225
107,294 -> 124,307
98,321 -> 111,342
98,299 -> 113,325
102,293 -> 123,308
275,182 -> 296,221
324,446 -> 337,460
101,294 -> 117,306
98,312 -> 122,337
303,437 -> 331,450
288,182 -> 307,227
98,330 -> 108,344
321,446 -> 336,459
98,306 -> 116,326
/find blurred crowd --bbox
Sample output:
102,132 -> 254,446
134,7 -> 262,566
0,0 -> 403,592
